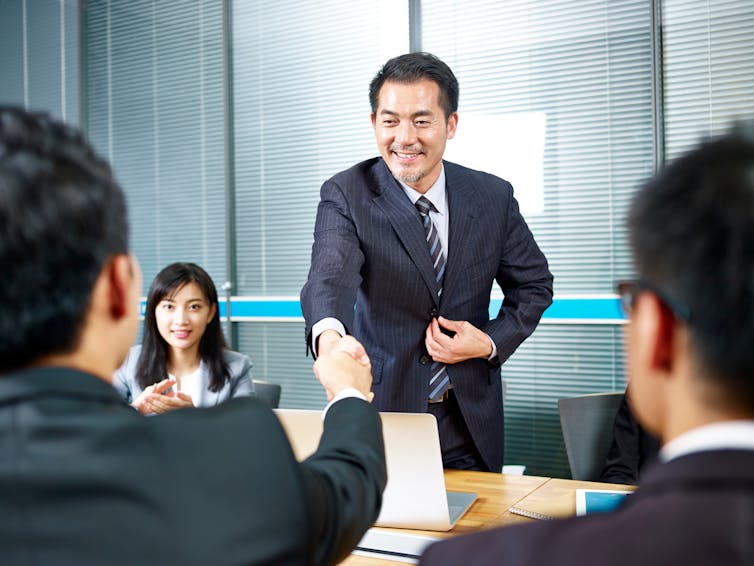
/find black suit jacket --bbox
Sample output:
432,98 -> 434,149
301,158 -> 553,471
599,392 -> 660,484
420,449 -> 754,566
0,367 -> 386,566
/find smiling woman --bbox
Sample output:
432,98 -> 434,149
113,262 -> 254,414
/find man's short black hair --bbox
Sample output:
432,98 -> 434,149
369,52 -> 459,119
629,122 -> 754,408
0,106 -> 129,372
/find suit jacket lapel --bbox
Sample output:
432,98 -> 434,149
443,164 -> 481,303
371,160 -> 441,304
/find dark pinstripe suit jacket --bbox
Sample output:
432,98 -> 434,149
301,157 -> 553,471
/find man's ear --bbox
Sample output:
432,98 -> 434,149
627,292 -> 678,439
643,293 -> 677,372
446,112 -> 458,140
107,254 -> 135,320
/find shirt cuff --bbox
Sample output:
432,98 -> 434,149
322,387 -> 368,419
311,318 -> 346,356
487,334 -> 498,361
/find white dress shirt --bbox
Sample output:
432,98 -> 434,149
312,165 -> 497,360
323,387 -> 368,418
169,365 -> 203,405
660,420 -> 754,463
399,168 -> 450,261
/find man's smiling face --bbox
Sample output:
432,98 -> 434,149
371,79 -> 458,194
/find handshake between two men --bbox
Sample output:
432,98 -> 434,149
313,335 -> 376,404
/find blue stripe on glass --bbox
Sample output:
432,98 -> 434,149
140,297 -> 625,322
490,297 -> 625,321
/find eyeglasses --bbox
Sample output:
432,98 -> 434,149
616,279 -> 691,323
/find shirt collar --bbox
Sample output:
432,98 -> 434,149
660,420 -> 754,462
399,166 -> 447,216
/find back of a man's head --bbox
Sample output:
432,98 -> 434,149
0,106 -> 128,373
629,123 -> 754,411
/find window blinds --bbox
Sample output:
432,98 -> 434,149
83,0 -> 228,293
0,0 -> 78,122
422,0 -> 654,476
663,0 -> 754,160
231,0 -> 409,405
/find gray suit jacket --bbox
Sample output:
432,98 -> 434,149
113,345 -> 254,407
301,158 -> 553,471
420,449 -> 754,566
0,367 -> 386,565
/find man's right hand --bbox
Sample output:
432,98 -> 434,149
313,335 -> 373,401
316,328 -> 343,357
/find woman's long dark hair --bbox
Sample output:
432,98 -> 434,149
135,262 -> 230,392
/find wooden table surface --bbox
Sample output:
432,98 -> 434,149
340,471 -> 634,565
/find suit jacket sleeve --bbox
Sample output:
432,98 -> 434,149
482,186 -> 553,364
299,396 -> 387,566
112,364 -> 131,401
112,345 -> 141,403
300,178 -> 364,353
226,351 -> 254,398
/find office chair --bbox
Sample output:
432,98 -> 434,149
253,380 -> 282,409
558,392 -> 624,481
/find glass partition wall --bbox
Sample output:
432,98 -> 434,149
3,0 -> 752,476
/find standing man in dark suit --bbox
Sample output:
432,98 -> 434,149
301,52 -> 553,472
0,106 -> 386,566
420,125 -> 754,565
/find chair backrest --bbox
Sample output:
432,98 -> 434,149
253,380 -> 282,409
558,392 -> 624,481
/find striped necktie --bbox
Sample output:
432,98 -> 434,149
415,196 -> 451,402
415,196 -> 446,294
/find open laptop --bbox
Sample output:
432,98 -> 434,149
274,409 -> 478,532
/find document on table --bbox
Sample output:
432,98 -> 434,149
575,489 -> 632,516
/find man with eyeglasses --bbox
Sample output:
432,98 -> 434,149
420,123 -> 754,565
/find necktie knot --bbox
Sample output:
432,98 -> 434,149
415,196 -> 438,217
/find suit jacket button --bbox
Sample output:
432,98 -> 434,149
429,308 -> 439,318
419,355 -> 431,365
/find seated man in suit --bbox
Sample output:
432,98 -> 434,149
0,106 -> 386,566
599,387 -> 660,485
420,124 -> 754,565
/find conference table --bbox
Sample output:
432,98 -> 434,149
341,470 -> 635,565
